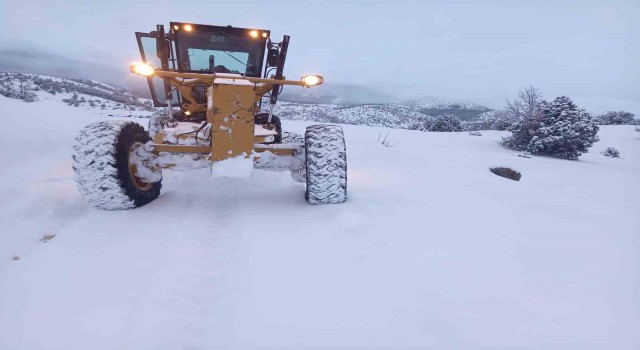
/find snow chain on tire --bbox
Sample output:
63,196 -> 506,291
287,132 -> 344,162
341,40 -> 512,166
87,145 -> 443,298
304,125 -> 347,204
73,121 -> 162,210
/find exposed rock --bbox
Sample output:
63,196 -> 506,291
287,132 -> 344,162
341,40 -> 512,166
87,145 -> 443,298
490,167 -> 521,181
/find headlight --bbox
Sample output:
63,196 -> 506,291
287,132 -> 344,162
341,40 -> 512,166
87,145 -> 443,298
302,75 -> 324,86
130,62 -> 155,77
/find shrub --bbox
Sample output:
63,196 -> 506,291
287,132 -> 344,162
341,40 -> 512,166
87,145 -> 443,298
597,111 -> 636,125
428,114 -> 463,132
601,147 -> 620,158
501,96 -> 599,160
468,131 -> 482,136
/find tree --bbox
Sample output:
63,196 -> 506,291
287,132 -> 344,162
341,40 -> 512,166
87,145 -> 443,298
501,96 -> 599,160
428,114 -> 463,132
504,85 -> 543,122
597,111 -> 636,125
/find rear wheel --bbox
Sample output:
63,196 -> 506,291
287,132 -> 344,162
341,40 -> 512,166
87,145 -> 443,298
73,121 -> 162,210
255,113 -> 282,143
304,125 -> 347,204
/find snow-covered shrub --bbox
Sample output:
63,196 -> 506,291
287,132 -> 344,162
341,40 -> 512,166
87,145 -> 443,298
0,73 -> 38,102
597,111 -> 636,125
601,147 -> 620,158
474,109 -> 518,131
635,126 -> 640,133
501,96 -> 599,160
468,131 -> 482,136
428,114 -> 462,132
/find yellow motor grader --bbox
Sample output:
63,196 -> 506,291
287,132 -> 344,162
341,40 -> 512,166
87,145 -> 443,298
72,22 -> 347,209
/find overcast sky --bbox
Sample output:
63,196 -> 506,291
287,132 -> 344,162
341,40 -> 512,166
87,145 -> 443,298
1,0 -> 638,112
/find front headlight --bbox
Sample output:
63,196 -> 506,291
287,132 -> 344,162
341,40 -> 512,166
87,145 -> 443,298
301,74 -> 324,87
130,62 -> 155,77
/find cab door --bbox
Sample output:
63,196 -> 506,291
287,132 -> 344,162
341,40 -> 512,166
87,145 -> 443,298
135,32 -> 180,107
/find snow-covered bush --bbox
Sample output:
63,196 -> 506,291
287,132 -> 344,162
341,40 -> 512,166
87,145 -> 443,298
601,147 -> 620,158
501,96 -> 599,160
428,114 -> 463,132
484,110 -> 518,130
0,73 -> 38,102
468,131 -> 482,136
597,111 -> 636,125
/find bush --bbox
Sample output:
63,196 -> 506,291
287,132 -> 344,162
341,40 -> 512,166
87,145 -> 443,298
601,147 -> 620,158
428,114 -> 463,132
501,96 -> 599,160
468,131 -> 482,136
597,111 -> 636,125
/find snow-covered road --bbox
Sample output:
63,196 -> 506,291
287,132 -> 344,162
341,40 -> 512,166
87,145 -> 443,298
1,96 -> 639,349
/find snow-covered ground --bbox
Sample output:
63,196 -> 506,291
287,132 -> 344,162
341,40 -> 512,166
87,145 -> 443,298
0,95 -> 638,349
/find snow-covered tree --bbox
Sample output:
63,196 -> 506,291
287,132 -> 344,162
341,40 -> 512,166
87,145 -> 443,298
428,114 -> 463,132
597,111 -> 636,125
501,96 -> 599,160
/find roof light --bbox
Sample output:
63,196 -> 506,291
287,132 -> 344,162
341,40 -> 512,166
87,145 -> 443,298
173,25 -> 179,30
249,30 -> 259,38
262,32 -> 268,38
184,24 -> 193,32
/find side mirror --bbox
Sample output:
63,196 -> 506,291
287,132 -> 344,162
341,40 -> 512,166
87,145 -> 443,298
267,47 -> 279,67
155,25 -> 169,63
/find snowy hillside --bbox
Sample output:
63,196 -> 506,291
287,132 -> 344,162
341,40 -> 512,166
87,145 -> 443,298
0,72 -> 154,118
1,72 -> 492,130
1,94 -> 638,349
273,100 -> 491,129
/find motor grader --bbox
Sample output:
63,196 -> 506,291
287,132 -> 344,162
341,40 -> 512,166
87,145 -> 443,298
72,22 -> 347,209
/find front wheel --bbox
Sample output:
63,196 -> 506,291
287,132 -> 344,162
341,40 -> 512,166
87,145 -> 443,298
255,113 -> 282,143
304,125 -> 347,204
73,121 -> 162,210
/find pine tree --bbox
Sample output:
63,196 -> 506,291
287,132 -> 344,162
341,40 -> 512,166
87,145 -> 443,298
502,96 -> 599,160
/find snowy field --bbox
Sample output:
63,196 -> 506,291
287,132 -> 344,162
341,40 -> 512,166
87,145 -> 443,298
0,95 -> 639,349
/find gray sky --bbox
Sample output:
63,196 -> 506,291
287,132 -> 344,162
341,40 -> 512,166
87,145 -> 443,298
1,0 -> 638,112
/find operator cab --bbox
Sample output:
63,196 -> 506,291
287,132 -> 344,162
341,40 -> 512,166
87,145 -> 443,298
135,22 -> 280,113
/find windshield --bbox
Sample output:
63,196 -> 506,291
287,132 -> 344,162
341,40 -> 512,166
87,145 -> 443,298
175,31 -> 265,77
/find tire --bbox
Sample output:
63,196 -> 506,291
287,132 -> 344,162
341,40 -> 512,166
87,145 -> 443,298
73,121 -> 162,210
304,125 -> 347,204
255,113 -> 282,143
282,131 -> 303,144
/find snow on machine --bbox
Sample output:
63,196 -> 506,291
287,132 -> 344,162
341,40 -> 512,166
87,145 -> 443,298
73,22 -> 347,209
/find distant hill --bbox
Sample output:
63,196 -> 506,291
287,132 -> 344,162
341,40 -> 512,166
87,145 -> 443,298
278,83 -> 400,105
0,72 -> 493,130
0,72 -> 154,118
271,101 -> 492,129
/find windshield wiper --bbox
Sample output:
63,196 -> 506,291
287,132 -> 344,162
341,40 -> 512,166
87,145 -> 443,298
220,50 -> 246,67
214,31 -> 255,73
